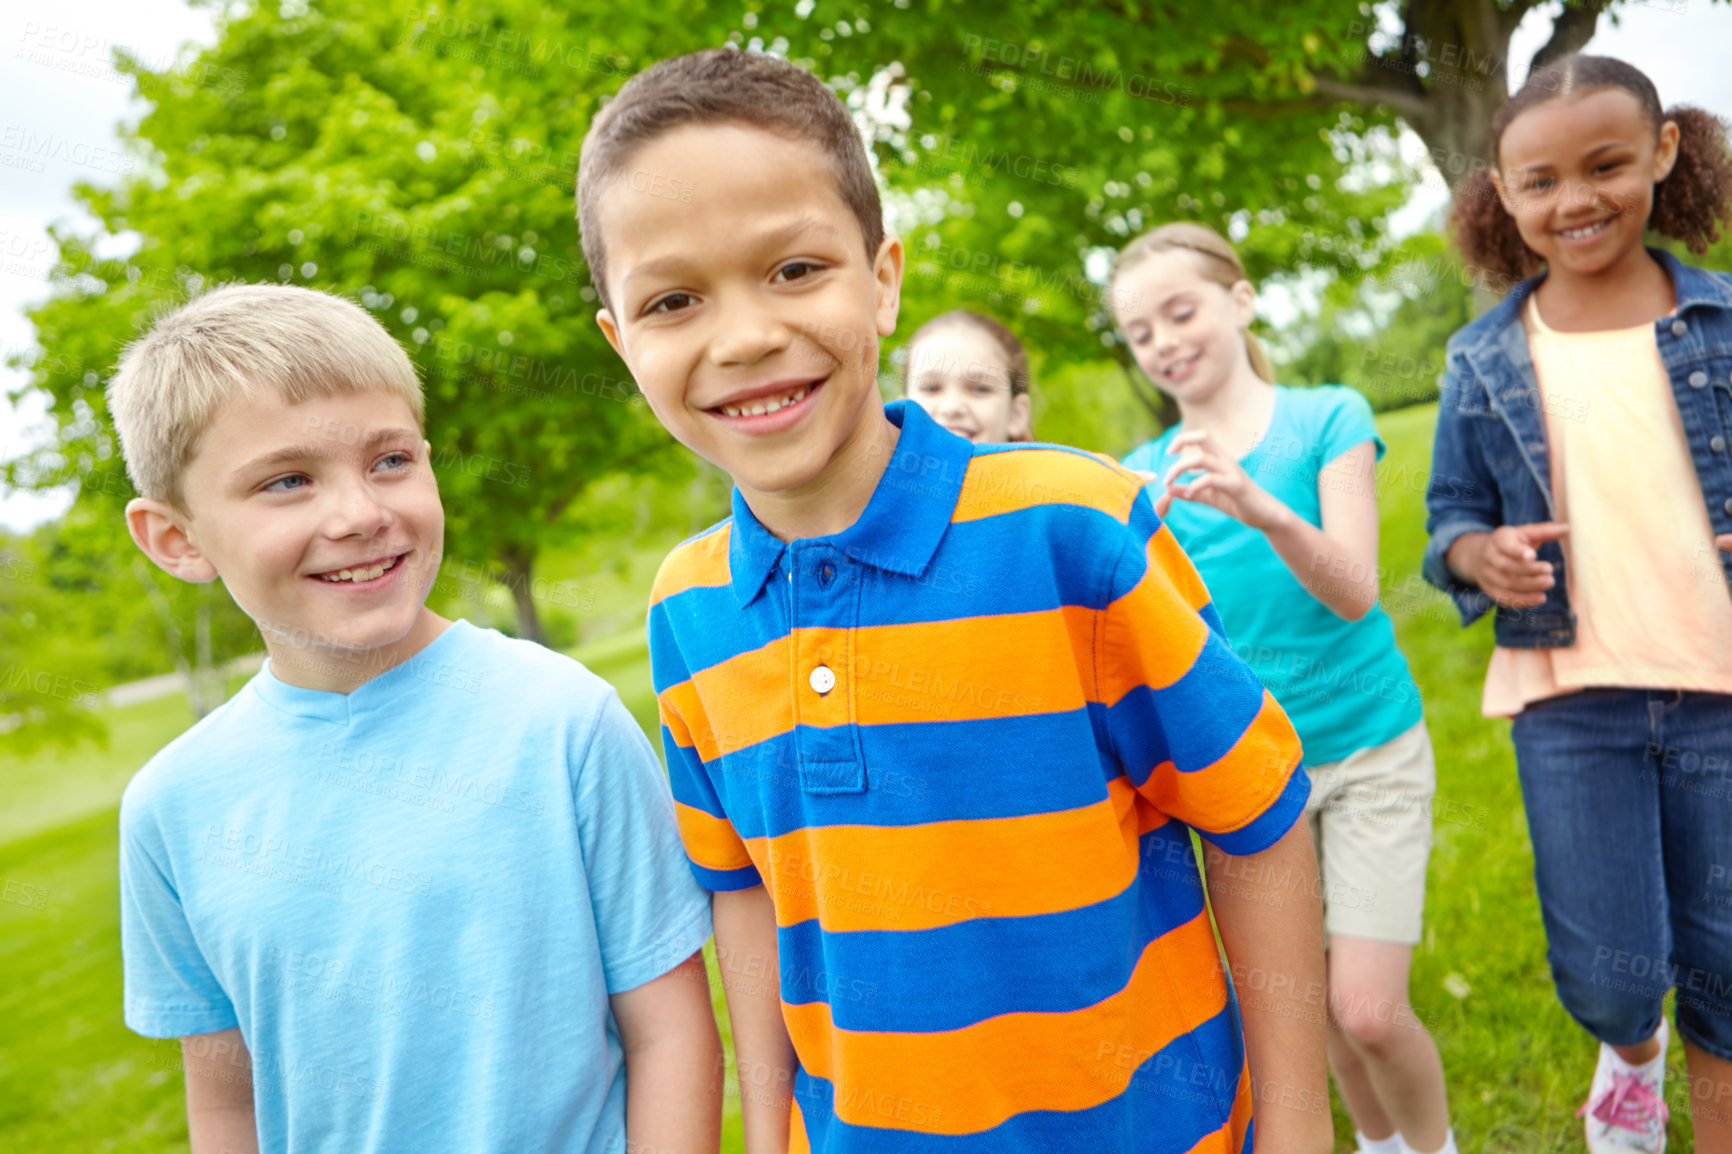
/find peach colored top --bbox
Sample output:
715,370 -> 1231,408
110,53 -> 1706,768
1481,298 -> 1732,718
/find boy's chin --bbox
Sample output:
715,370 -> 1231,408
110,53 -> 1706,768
731,458 -> 836,499
259,605 -> 427,661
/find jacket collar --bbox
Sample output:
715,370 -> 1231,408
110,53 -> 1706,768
1457,247 -> 1732,357
726,399 -> 971,606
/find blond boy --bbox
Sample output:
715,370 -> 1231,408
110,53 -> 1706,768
113,284 -> 720,1153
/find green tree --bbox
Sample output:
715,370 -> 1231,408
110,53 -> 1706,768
0,527 -> 104,752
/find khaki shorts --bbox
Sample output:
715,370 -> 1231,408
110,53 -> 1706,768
1303,720 -> 1435,945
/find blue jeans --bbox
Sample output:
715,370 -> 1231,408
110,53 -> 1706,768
1512,688 -> 1732,1059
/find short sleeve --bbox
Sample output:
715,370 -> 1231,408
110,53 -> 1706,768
1095,488 -> 1310,855
119,791 -> 238,1039
1317,386 -> 1385,467
659,697 -> 764,893
573,691 -> 713,995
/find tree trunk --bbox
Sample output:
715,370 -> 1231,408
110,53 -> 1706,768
1316,0 -> 1602,309
500,546 -> 544,646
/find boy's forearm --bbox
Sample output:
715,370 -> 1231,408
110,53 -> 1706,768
182,1029 -> 258,1154
188,1103 -> 260,1154
625,1032 -> 724,1154
714,886 -> 797,1154
1203,822 -> 1332,1154
617,950 -> 724,1154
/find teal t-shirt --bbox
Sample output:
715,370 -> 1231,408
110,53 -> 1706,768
119,619 -> 712,1154
1122,385 -> 1422,764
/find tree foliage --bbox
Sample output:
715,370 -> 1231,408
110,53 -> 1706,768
12,0 -> 1673,650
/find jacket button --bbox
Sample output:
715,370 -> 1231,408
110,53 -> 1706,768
1725,498 -> 1732,516
809,665 -> 836,695
1715,435 -> 1728,453
1672,319 -> 1688,337
1690,370 -> 1709,388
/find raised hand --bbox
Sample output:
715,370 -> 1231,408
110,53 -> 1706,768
1155,429 -> 1283,529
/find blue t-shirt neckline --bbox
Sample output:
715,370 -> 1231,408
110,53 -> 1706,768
252,618 -> 476,725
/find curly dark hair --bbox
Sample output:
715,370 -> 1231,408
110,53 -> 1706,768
1450,54 -> 1732,283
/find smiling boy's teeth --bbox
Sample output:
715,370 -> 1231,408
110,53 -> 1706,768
319,558 -> 394,583
720,385 -> 810,419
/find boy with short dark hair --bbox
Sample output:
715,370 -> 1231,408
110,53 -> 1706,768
579,49 -> 1333,1154
112,282 -> 720,1154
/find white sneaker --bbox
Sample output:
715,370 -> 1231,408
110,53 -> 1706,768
1578,1018 -> 1670,1153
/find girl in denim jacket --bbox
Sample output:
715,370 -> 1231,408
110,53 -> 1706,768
1425,53 -> 1732,1154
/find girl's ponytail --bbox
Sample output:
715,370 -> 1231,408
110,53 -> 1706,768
1650,104 -> 1732,254
1448,165 -> 1539,286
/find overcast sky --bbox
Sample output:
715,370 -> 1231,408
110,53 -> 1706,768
3,0 -> 1731,530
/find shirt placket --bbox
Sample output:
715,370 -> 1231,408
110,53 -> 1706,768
786,542 -> 865,794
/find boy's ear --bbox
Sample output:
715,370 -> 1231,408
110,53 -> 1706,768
596,307 -> 625,361
126,497 -> 218,584
873,235 -> 905,338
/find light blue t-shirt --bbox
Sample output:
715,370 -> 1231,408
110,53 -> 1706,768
1123,385 -> 1423,764
119,619 -> 712,1154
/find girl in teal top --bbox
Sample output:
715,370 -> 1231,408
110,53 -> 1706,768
1116,223 -> 1451,1154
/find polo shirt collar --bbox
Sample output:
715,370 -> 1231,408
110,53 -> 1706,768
727,399 -> 971,606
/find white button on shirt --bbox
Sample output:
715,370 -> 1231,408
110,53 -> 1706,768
809,665 -> 836,695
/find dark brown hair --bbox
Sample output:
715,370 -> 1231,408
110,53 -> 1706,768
899,310 -> 1034,441
576,49 -> 885,309
1451,54 -> 1732,282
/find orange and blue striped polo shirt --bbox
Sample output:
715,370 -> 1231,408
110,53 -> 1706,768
648,399 -> 1309,1153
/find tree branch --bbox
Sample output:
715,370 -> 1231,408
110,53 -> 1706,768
1311,75 -> 1431,121
1530,2 -> 1602,74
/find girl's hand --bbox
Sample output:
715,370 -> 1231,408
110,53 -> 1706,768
1157,430 -> 1284,529
1458,522 -> 1569,609
1128,469 -> 1173,518
1718,534 -> 1732,554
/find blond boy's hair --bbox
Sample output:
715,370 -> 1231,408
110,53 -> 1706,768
107,283 -> 424,510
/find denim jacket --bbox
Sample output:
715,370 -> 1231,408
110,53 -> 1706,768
1422,249 -> 1732,647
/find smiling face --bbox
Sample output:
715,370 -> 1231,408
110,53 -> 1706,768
1494,86 -> 1679,279
1112,248 -> 1258,404
126,388 -> 446,690
904,322 -> 1030,444
593,123 -> 903,513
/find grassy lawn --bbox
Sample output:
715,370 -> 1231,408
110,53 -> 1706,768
0,402 -> 1704,1150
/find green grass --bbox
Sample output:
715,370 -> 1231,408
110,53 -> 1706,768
0,404 -> 1707,1150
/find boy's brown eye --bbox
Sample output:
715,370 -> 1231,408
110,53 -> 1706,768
648,292 -> 693,314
